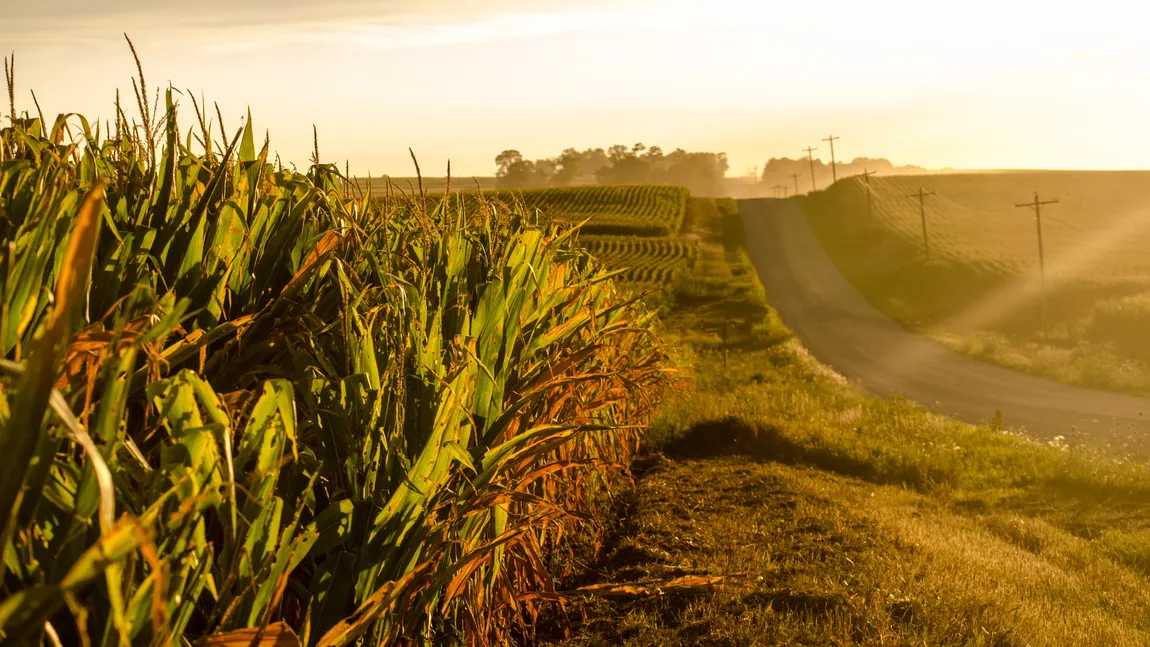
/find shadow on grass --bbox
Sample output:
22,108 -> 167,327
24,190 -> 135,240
664,416 -> 957,492
529,457 -> 725,644
664,416 -> 1150,527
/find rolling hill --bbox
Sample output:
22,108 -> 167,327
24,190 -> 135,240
803,170 -> 1150,392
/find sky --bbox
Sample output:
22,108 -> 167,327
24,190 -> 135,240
3,0 -> 1150,177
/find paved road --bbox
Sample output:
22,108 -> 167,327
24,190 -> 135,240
739,197 -> 1150,456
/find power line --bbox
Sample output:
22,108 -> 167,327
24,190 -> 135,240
1015,192 -> 1059,343
822,135 -> 840,184
858,168 -> 876,220
907,187 -> 936,260
802,146 -> 818,192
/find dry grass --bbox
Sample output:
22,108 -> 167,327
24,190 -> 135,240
545,457 -> 1150,646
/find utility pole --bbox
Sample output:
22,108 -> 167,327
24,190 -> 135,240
907,187 -> 936,260
822,134 -> 840,184
858,168 -> 876,220
791,172 -> 802,196
802,146 -> 818,192
1015,192 -> 1059,343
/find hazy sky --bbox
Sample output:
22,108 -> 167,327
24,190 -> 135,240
3,0 -> 1149,177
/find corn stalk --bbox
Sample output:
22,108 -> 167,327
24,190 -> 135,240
0,58 -> 667,646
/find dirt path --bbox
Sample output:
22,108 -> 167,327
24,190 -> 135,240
740,197 -> 1150,453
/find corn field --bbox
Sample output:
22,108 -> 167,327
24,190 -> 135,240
416,186 -> 689,238
512,186 -> 688,236
577,236 -> 698,286
0,54 -> 668,646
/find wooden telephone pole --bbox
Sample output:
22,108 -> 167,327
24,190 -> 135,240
858,168 -> 876,219
822,135 -> 840,184
907,188 -> 936,259
791,173 -> 802,195
1015,192 -> 1059,342
802,146 -> 818,191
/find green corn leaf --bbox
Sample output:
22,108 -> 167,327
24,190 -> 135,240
0,514 -> 144,643
0,179 -> 104,544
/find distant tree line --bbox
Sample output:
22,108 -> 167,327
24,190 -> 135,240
760,156 -> 939,194
495,144 -> 730,196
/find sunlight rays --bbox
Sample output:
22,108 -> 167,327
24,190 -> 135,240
881,197 -> 1150,378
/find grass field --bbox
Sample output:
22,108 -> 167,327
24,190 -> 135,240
804,172 -> 1150,393
542,195 -> 1150,647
